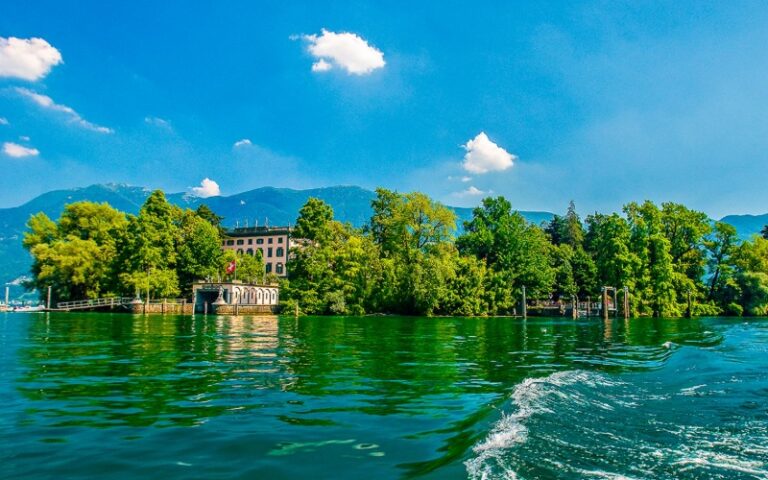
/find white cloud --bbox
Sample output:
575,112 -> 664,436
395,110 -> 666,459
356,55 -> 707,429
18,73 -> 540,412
19,135 -> 30,141
0,117 -> 8,125
190,178 -> 220,198
15,88 -> 113,133
0,36 -> 62,81
311,59 -> 332,72
3,142 -> 39,158
453,185 -> 491,198
462,132 -> 516,174
144,116 -> 172,130
233,138 -> 252,148
301,29 -> 385,75
461,176 -> 472,182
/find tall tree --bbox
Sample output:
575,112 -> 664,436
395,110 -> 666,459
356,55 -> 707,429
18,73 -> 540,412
458,196 -> 554,314
118,190 -> 183,299
23,202 -> 128,302
705,221 -> 738,302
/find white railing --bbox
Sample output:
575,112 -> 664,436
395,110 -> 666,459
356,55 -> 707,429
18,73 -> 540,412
56,297 -> 134,310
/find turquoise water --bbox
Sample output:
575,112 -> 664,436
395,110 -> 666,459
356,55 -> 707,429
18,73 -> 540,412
1,313 -> 766,479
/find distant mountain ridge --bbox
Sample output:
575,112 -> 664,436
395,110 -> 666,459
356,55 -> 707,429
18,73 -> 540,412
0,183 -> 554,298
719,213 -> 768,240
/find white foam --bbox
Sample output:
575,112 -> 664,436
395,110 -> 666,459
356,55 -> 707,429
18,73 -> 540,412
465,370 -> 620,480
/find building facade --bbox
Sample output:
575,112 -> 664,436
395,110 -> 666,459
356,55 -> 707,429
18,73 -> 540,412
221,226 -> 295,277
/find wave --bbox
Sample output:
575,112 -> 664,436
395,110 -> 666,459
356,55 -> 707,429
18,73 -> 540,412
464,369 -> 768,480
465,370 -> 624,480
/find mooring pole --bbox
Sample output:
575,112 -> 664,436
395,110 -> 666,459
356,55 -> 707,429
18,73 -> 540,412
602,287 -> 609,321
522,285 -> 527,319
624,286 -> 630,319
686,289 -> 692,318
4,286 -> 9,307
572,295 -> 578,319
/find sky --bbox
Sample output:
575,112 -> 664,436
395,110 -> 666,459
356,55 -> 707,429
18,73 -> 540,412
1,1 -> 768,217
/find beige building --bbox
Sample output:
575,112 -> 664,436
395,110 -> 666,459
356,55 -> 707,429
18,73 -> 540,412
221,226 -> 295,276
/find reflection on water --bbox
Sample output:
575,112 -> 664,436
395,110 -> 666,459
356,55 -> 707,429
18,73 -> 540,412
2,313 -> 762,479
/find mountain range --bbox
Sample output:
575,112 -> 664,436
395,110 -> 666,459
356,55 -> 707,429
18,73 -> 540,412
2,183 -> 765,300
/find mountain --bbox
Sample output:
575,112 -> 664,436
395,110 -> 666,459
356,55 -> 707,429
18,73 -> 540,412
719,214 -> 768,240
0,184 -> 554,299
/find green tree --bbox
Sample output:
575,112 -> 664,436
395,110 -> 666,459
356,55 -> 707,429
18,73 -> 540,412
118,191 -> 183,299
177,211 -> 224,292
293,197 -> 334,241
705,221 -> 739,303
458,196 -> 555,314
23,202 -> 128,302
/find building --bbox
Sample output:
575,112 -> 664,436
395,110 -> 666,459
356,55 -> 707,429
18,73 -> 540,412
192,281 -> 279,314
221,226 -> 296,276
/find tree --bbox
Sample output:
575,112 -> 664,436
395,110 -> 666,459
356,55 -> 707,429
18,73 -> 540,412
545,200 -> 584,248
705,221 -> 739,302
762,224 -> 768,240
458,196 -> 555,314
584,213 -> 637,298
177,211 -> 223,292
118,191 -> 183,299
195,204 -> 225,235
293,197 -> 334,241
623,201 -> 677,317
23,202 -> 128,302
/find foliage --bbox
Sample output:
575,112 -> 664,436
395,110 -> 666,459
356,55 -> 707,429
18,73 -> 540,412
23,187 -> 768,318
24,191 -> 228,302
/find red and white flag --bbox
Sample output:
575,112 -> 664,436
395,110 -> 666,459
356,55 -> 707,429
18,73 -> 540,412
226,260 -> 236,274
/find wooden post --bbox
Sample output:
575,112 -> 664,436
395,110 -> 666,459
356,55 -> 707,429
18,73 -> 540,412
572,295 -> 578,319
623,286 -> 630,319
294,302 -> 299,318
522,286 -> 527,319
4,286 -> 9,307
235,302 -> 239,316
686,289 -> 692,318
602,287 -> 609,321
46,286 -> 52,310
204,301 -> 208,315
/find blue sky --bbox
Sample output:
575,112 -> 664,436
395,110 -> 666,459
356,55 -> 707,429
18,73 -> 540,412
1,1 -> 767,217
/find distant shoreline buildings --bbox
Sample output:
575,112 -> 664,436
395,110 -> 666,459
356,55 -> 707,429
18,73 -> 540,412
221,226 -> 296,277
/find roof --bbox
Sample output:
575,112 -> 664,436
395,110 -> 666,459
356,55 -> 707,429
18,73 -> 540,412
224,226 -> 293,237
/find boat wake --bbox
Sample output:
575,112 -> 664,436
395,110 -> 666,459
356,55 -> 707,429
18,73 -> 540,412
465,369 -> 768,480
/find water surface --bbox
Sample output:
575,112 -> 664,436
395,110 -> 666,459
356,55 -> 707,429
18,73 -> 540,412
1,313 -> 766,479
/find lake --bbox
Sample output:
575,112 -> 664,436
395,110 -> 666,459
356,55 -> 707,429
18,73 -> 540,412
1,313 -> 767,479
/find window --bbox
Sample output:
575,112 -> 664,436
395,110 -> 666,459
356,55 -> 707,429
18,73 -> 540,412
226,240 -> 234,246
276,263 -> 284,274
246,248 -> 253,256
268,238 -> 273,244
248,239 -> 253,245
278,237 -> 284,243
236,239 -> 244,245
276,247 -> 284,257
237,249 -> 244,255
256,238 -> 264,245
265,263 -> 272,273
268,247 -> 273,257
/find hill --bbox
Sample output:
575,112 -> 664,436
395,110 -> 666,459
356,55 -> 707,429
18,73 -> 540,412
719,213 -> 768,240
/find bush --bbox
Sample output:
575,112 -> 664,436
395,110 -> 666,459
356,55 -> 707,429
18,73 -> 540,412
724,302 -> 743,316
